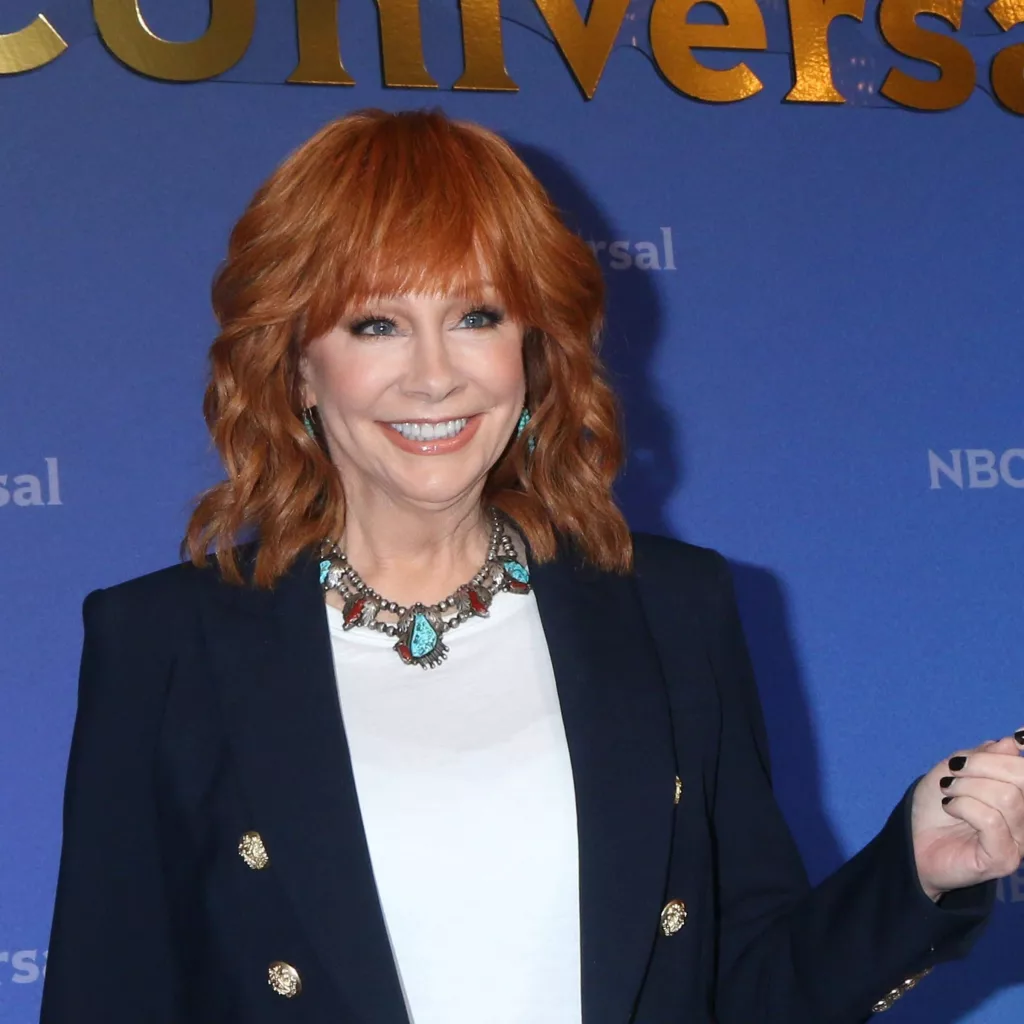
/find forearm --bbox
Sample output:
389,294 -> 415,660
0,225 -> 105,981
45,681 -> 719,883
716,785 -> 994,1024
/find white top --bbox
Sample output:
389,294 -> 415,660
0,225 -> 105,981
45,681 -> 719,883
326,588 -> 582,1024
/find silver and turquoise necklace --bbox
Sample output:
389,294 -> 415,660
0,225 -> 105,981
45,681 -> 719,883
318,507 -> 531,669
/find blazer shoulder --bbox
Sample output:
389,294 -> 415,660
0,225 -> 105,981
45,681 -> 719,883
80,561 -> 210,655
86,557 -> 206,612
82,543 -> 262,633
631,531 -> 730,598
82,540 -> 277,636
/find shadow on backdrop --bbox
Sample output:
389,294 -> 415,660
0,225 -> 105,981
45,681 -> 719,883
730,562 -> 846,882
519,139 -> 844,885
514,142 -> 677,538
520,138 -> 845,915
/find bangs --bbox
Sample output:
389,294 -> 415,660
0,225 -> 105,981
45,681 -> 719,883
335,228 -> 508,317
296,110 -> 551,338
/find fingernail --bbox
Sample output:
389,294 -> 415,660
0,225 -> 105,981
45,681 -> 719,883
948,755 -> 967,772
1014,729 -> 1024,746
939,776 -> 955,789
942,796 -> 954,806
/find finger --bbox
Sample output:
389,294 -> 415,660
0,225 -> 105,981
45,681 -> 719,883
989,736 -> 1022,755
978,737 -> 1011,753
975,737 -> 1018,755
940,777 -> 1024,842
944,749 -> 1024,786
942,739 -> 1010,769
941,794 -> 1023,876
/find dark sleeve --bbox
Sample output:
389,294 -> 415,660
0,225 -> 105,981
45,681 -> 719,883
40,588 -> 183,1024
705,553 -> 995,1024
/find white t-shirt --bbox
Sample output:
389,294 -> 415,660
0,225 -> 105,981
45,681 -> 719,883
326,588 -> 582,1024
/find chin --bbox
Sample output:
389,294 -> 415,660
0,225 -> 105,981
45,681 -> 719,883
387,472 -> 489,510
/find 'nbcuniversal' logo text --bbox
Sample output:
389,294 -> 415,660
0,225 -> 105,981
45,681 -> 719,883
928,449 -> 1024,489
0,458 -> 62,507
588,228 -> 677,271
996,867 -> 1024,904
0,948 -> 47,985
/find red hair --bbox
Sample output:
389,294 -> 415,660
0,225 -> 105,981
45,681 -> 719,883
185,108 -> 631,585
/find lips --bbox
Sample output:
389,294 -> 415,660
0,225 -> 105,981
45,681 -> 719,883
379,413 -> 482,455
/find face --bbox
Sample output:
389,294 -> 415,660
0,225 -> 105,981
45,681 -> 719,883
300,288 -> 526,514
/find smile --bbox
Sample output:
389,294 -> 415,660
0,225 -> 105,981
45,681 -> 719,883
387,418 -> 469,442
380,414 -> 482,456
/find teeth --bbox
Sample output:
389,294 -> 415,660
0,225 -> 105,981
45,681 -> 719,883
389,418 -> 469,442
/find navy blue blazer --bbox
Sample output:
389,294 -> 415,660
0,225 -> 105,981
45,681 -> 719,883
41,534 -> 994,1024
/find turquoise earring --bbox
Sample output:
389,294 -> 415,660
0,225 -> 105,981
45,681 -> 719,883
301,406 -> 317,439
516,407 -> 536,453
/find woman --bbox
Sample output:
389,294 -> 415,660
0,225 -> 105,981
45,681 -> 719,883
40,108 -> 1023,1024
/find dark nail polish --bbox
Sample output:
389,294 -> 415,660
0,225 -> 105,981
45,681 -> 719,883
939,776 -> 954,789
1014,729 -> 1024,746
948,755 -> 967,772
942,796 -> 953,806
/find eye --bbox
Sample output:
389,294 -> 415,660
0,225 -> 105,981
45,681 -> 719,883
457,306 -> 505,330
348,315 -> 400,337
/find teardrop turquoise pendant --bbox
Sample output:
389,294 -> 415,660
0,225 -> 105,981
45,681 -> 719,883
394,608 -> 449,669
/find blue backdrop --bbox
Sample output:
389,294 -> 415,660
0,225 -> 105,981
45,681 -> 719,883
2,0 -> 1021,1020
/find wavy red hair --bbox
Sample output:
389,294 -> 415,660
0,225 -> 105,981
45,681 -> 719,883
185,108 -> 631,585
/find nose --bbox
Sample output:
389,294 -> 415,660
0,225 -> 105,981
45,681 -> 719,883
399,322 -> 463,404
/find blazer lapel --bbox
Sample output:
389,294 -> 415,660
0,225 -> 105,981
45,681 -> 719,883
200,549 -> 409,1024
531,547 -> 678,1024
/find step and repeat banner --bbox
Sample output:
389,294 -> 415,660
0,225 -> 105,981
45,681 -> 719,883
1,0 -> 1021,1020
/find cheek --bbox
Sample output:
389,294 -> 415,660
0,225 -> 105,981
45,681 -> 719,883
311,344 -> 393,413
473,334 -> 526,398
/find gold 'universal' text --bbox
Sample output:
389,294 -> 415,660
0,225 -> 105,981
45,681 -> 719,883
1,0 -> 1021,114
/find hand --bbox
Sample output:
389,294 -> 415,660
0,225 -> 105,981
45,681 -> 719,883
910,729 -> 1024,901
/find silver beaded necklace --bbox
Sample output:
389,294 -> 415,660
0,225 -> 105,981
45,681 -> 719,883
318,507 -> 531,669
